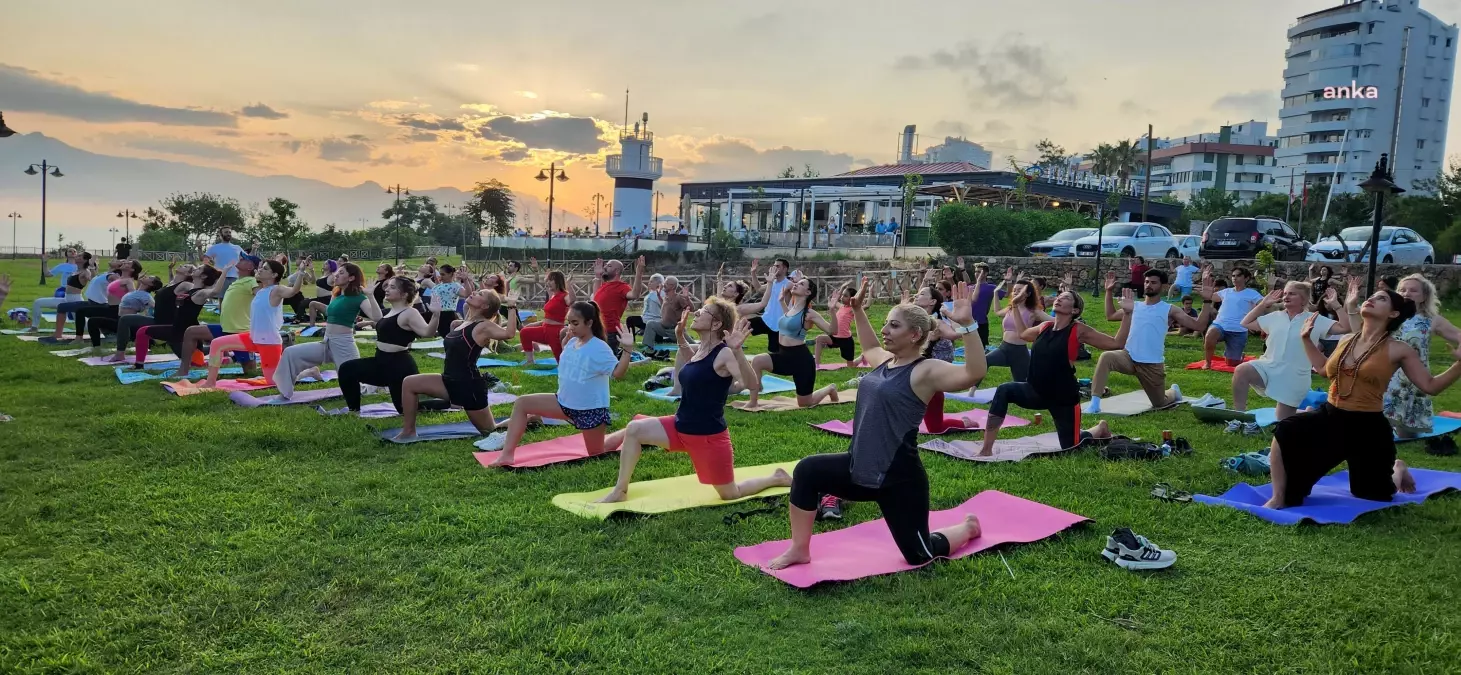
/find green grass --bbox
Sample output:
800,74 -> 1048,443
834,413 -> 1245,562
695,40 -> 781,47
3,257 -> 1461,673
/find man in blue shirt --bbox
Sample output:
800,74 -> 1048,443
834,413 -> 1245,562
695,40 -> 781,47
203,227 -> 244,292
1169,255 -> 1200,299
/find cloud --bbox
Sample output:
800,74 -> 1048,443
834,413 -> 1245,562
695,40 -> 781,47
106,133 -> 255,163
476,113 -> 608,154
1118,99 -> 1155,117
672,136 -> 857,181
404,130 -> 438,143
394,113 -> 466,131
0,63 -> 236,127
587,90 -> 606,100
451,63 -> 480,72
488,147 -> 530,162
345,134 -> 370,141
893,38 -> 1075,109
368,99 -> 431,111
240,103 -> 289,120
515,91 -> 539,99
931,119 -> 1012,139
1213,90 -> 1279,117
319,136 -> 374,162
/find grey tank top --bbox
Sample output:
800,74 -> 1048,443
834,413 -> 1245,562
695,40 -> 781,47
849,357 -> 927,488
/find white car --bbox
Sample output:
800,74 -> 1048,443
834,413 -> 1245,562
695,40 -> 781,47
1305,226 -> 1436,265
1072,223 -> 1182,259
1027,228 -> 1097,257
1177,235 -> 1201,260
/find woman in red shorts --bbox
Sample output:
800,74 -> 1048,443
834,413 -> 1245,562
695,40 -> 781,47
595,297 -> 792,503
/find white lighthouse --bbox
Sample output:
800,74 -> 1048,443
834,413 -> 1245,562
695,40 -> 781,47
605,111 -> 662,233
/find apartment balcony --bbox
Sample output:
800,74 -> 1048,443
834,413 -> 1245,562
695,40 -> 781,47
1288,7 -> 1363,36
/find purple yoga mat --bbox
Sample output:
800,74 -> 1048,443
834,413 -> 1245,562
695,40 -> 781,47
1195,468 -> 1461,525
314,392 -> 519,419
734,491 -> 1090,588
809,411 -> 1030,438
229,388 -> 344,407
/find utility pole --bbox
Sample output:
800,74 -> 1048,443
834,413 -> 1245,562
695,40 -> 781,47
592,192 -> 605,237
7,211 -> 20,260
1141,123 -> 1152,223
385,184 -> 409,265
24,160 -> 63,285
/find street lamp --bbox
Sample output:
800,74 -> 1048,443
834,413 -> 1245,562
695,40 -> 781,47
7,212 -> 20,259
654,190 -> 665,236
24,161 -> 63,285
108,227 -> 120,249
591,192 -> 605,237
1358,153 -> 1405,296
384,184 -> 409,265
116,209 -> 140,244
0,112 -> 15,138
535,163 -> 569,265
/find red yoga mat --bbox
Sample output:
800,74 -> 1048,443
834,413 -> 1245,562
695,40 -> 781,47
1184,356 -> 1255,373
474,430 -> 621,469
810,410 -> 1030,437
734,490 -> 1090,588
817,358 -> 870,372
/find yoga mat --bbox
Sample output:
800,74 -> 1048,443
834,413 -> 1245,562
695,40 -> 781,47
1396,415 -> 1461,441
474,431 -> 622,470
1195,468 -> 1461,525
412,339 -> 445,350
1082,390 -> 1185,417
520,367 -> 558,377
13,334 -> 41,342
116,365 -> 241,384
316,393 -> 515,419
163,377 -> 274,396
734,491 -> 1090,587
1,329 -> 32,335
946,388 -> 998,405
1185,356 -> 1256,373
730,389 -> 858,413
810,411 -> 1031,438
817,358 -> 869,372
552,461 -> 798,519
229,388 -> 344,407
637,375 -> 797,402
1191,406 -> 1258,425
426,352 -> 559,368
377,420 -> 487,444
297,326 -> 322,337
921,432 -> 1069,463
79,354 -> 178,367
50,348 -> 93,357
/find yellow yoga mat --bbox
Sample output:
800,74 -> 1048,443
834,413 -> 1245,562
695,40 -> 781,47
730,389 -> 857,413
551,461 -> 799,520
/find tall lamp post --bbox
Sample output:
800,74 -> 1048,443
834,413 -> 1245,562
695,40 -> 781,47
7,212 -> 20,259
592,192 -> 605,237
116,209 -> 141,244
535,163 -> 569,265
384,184 -> 409,265
1358,153 -> 1405,296
654,190 -> 665,236
24,161 -> 63,285
0,112 -> 16,138
108,227 -> 120,249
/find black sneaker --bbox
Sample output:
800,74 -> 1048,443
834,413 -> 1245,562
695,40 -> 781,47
1425,435 -> 1458,456
816,495 -> 844,521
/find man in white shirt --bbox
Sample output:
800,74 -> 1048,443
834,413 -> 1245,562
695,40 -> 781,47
204,227 -> 245,293
1232,280 -> 1353,419
1089,268 -> 1209,413
1168,256 -> 1200,299
745,257 -> 791,353
1201,266 -> 1264,368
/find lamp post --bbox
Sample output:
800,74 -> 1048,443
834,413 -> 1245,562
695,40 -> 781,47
592,192 -> 605,237
535,163 -> 569,265
1358,153 -> 1405,296
7,212 -> 20,259
116,209 -> 140,243
654,190 -> 665,237
0,112 -> 15,138
24,161 -> 63,285
384,184 -> 409,265
108,227 -> 120,249
793,186 -> 806,260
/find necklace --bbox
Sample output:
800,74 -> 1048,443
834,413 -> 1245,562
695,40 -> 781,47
1333,333 -> 1389,399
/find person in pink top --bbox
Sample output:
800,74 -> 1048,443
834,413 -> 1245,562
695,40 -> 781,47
813,282 -> 859,367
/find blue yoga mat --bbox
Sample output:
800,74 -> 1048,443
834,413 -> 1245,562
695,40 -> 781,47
375,421 -> 485,444
116,365 -> 242,385
298,326 -> 322,337
1196,468 -> 1461,525
637,375 -> 796,402
1247,410 -> 1461,441
521,367 -> 559,377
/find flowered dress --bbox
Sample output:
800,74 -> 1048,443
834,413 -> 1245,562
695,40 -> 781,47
1384,314 -> 1433,434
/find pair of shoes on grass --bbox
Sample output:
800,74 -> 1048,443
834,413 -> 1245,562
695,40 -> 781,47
1102,527 -> 1176,571
1224,419 -> 1263,436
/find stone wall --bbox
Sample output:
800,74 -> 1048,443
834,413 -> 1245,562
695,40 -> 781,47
944,255 -> 1446,293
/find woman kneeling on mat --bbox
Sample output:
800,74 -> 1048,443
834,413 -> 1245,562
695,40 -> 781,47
1386,274 -> 1461,438
1265,290 -> 1461,510
482,301 -> 633,464
766,281 -> 987,570
739,276 -> 840,409
595,299 -> 792,503
394,289 -> 520,441
192,259 -> 304,388
976,285 -> 1125,456
272,262 -> 381,401
336,277 -> 443,414
1231,280 -> 1353,420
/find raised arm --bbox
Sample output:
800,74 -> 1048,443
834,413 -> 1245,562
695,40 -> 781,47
720,318 -> 760,395
475,294 -> 519,343
849,278 -> 892,366
1103,271 -> 1123,321
359,293 -> 383,322
804,307 -> 834,334
1298,314 -> 1333,373
1081,289 -> 1136,352
1197,266 -> 1218,301
611,324 -> 634,379
590,258 -> 604,294
274,267 -> 307,302
745,258 -> 763,295
920,282 -> 988,392
1241,289 -> 1282,334
626,256 -> 646,301
1321,287 -> 1352,336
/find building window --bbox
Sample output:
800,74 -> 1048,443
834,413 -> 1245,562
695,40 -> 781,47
1368,22 -> 1375,34
1423,98 -> 1431,107
1235,155 -> 1245,166
1418,139 -> 1426,149
1352,66 -> 1360,78
1449,37 -> 1455,47
1354,44 -> 1362,56
1203,153 -> 1215,163
1431,35 -> 1438,45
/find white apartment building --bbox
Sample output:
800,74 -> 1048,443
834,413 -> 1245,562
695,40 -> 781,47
1147,123 -> 1280,203
920,137 -> 992,170
1276,0 -> 1457,195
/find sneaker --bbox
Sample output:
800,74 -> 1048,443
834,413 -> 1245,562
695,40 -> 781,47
1224,419 -> 1243,434
1086,397 -> 1102,414
842,376 -> 863,390
816,495 -> 844,521
490,382 -> 516,394
1425,435 -> 1459,456
473,432 -> 507,452
1190,393 -> 1224,409
1101,528 -> 1176,571
1241,422 -> 1262,436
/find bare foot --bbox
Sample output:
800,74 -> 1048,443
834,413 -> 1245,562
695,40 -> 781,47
487,451 -> 516,467
1091,420 -> 1111,439
1261,497 -> 1285,509
954,514 -> 982,540
391,431 -> 417,443
765,547 -> 811,570
959,415 -> 979,430
297,366 -> 322,382
827,387 -> 840,403
594,488 -> 628,503
770,468 -> 792,487
1395,460 -> 1417,494
102,353 -> 126,363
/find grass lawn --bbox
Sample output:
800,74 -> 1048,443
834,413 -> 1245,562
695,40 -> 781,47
3,257 -> 1461,673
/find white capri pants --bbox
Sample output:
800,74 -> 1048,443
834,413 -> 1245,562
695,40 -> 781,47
274,332 -> 361,398
33,293 -> 84,326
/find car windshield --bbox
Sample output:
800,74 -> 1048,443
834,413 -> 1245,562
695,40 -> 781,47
1050,229 -> 1094,241
1331,227 -> 1394,242
1206,218 -> 1256,235
1100,225 -> 1138,237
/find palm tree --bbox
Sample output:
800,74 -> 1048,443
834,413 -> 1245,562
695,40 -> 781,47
1086,144 -> 1114,176
1109,140 -> 1142,189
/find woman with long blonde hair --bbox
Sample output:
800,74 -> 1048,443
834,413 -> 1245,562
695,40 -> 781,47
1385,273 -> 1461,438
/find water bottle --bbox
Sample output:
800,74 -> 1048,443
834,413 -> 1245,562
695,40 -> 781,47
1160,442 -> 1173,457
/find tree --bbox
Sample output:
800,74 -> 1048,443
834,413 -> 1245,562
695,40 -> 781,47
801,163 -> 820,178
139,192 -> 247,253
1185,188 -> 1240,223
250,197 -> 311,256
777,166 -> 797,179
465,179 -> 516,238
1387,195 -> 1451,241
1241,193 -> 1292,220
1035,138 -> 1072,169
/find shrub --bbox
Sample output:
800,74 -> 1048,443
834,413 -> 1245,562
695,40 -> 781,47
932,204 -> 1093,257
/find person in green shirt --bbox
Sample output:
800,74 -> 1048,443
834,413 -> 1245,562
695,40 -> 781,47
175,256 -> 261,377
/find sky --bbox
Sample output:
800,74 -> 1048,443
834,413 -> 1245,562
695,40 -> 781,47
4,0 -> 1461,247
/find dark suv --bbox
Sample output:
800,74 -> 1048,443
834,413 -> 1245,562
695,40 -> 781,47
1199,216 -> 1309,260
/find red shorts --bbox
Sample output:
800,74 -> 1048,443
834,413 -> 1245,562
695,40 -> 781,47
657,415 -> 735,486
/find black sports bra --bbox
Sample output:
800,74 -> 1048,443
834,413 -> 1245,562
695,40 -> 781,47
377,311 -> 415,347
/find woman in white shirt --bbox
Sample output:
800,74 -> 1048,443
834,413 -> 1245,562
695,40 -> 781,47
481,301 -> 634,465
1232,280 -> 1354,419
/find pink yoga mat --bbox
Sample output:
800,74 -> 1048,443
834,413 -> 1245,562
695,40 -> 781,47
734,491 -> 1090,588
473,432 -> 619,469
79,354 -> 177,366
163,378 -> 274,396
1184,356 -> 1255,373
817,358 -> 869,372
318,393 -> 516,419
810,411 -> 1029,437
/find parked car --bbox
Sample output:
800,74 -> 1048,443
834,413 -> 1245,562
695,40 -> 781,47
1199,216 -> 1309,260
1028,228 -> 1097,257
1306,226 -> 1435,264
1177,235 -> 1201,260
1072,223 -> 1181,259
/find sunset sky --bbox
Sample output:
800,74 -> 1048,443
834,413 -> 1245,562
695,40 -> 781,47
5,0 -> 1461,246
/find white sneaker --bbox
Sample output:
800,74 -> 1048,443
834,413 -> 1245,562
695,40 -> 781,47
1224,419 -> 1243,434
1191,393 -> 1224,409
1169,384 -> 1183,403
1101,528 -> 1176,570
1087,397 -> 1103,414
473,432 -> 507,451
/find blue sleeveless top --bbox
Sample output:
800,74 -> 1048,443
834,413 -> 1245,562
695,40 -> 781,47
777,303 -> 808,341
675,344 -> 731,435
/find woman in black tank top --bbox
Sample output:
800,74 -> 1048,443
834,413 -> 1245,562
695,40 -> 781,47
332,277 -> 446,415
103,262 -> 193,363
389,288 -> 520,443
978,287 -> 1129,455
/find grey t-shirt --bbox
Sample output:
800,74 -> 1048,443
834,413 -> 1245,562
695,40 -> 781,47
641,289 -> 664,324
848,358 -> 928,488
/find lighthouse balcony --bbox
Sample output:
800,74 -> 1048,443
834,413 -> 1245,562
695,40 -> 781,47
605,154 -> 664,179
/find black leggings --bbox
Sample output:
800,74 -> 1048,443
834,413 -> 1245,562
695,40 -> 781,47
749,316 -> 781,353
435,311 -> 457,339
286,293 -> 312,321
114,314 -> 155,352
338,349 -> 451,413
56,300 -> 104,337
789,451 -> 949,566
985,341 -> 1031,382
77,305 -> 119,342
989,381 -> 1089,450
770,343 -> 817,396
